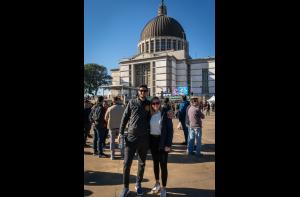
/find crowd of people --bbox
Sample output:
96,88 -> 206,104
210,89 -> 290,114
84,85 -> 213,197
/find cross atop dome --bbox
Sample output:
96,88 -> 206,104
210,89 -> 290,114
158,0 -> 167,16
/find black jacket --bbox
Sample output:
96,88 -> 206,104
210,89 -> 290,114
120,98 -> 151,138
158,106 -> 174,150
89,104 -> 106,128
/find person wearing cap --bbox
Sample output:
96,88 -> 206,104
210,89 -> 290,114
185,96 -> 205,157
104,96 -> 125,160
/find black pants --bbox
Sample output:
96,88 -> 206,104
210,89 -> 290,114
123,135 -> 149,188
180,119 -> 188,143
84,123 -> 91,145
150,135 -> 168,187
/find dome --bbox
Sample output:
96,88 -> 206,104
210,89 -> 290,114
140,2 -> 186,41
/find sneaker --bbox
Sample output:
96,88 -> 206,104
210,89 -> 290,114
186,150 -> 195,155
93,151 -> 98,156
160,188 -> 167,197
135,183 -> 143,196
151,182 -> 161,194
99,153 -> 107,158
195,153 -> 204,158
119,187 -> 130,197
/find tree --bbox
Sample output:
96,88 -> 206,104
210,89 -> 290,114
84,63 -> 112,95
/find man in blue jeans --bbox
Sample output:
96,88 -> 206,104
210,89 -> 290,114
89,96 -> 108,158
185,96 -> 205,156
178,95 -> 190,145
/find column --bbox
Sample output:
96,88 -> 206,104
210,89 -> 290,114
131,64 -> 135,87
150,62 -> 153,96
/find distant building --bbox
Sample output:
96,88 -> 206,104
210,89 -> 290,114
109,1 -> 215,98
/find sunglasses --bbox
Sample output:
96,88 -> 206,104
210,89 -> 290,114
139,89 -> 148,92
152,102 -> 160,105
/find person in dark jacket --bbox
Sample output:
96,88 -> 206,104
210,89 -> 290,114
84,100 -> 92,146
119,84 -> 151,197
178,95 -> 190,145
206,102 -> 211,116
149,97 -> 173,197
89,96 -> 108,158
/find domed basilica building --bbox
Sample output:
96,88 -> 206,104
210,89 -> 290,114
109,1 -> 215,98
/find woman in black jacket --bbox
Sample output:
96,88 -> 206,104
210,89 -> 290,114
149,97 -> 174,197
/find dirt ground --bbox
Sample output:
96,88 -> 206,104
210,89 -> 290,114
84,112 -> 215,197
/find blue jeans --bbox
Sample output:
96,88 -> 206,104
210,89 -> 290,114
93,126 -> 105,154
187,127 -> 202,155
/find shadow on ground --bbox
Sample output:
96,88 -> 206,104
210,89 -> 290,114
84,151 -> 93,155
167,153 -> 215,163
164,143 -> 215,163
84,170 -> 149,186
84,189 -> 93,196
201,144 -> 215,152
145,188 -> 215,197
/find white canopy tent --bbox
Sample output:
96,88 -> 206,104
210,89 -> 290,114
207,95 -> 215,104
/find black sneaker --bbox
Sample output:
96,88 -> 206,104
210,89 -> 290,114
196,153 -> 204,158
99,153 -> 108,158
119,187 -> 130,197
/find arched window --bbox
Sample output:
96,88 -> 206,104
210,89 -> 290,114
172,40 -> 177,50
155,39 -> 160,52
161,39 -> 166,51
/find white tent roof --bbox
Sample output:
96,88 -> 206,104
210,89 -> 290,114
207,95 -> 215,103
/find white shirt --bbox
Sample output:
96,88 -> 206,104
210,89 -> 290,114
150,111 -> 162,135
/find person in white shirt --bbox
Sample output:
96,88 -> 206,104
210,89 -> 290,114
149,97 -> 174,197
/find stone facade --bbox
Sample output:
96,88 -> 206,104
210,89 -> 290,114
108,2 -> 214,98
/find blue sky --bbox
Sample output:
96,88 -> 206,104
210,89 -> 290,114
84,0 -> 215,74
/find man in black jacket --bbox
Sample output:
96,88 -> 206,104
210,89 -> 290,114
89,96 -> 108,158
119,84 -> 151,197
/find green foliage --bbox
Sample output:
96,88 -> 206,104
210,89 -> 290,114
84,63 -> 112,95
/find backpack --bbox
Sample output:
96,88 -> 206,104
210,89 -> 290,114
179,101 -> 189,120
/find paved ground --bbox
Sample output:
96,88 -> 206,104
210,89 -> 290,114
84,112 -> 215,197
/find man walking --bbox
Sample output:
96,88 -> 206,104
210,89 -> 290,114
186,96 -> 205,157
178,95 -> 190,145
89,96 -> 108,158
119,84 -> 151,197
104,96 -> 125,160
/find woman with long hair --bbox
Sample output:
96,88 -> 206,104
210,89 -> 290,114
149,97 -> 174,197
